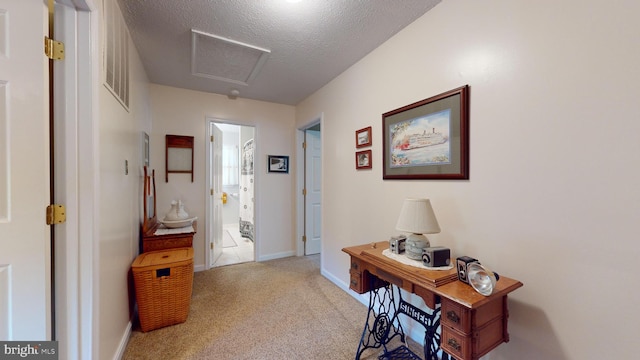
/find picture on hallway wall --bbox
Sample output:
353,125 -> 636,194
355,126 -> 372,148
268,155 -> 289,173
382,85 -> 469,180
356,150 -> 372,170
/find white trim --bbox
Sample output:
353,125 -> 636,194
53,1 -> 98,359
205,118 -> 258,269
204,120 -> 212,269
0,265 -> 11,340
295,114 -> 323,257
113,321 -> 132,360
257,251 -> 296,262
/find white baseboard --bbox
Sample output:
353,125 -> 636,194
194,264 -> 206,272
321,268 -> 368,307
257,251 -> 296,262
113,320 -> 132,360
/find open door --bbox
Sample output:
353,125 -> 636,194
304,128 -> 321,255
209,123 -> 224,266
0,0 -> 51,339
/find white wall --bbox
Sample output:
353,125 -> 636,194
296,0 -> 640,358
97,0 -> 152,358
149,85 -> 296,268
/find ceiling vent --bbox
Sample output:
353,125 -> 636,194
191,29 -> 270,86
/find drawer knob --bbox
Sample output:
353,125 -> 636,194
446,310 -> 460,323
447,338 -> 461,351
351,262 -> 359,270
351,279 -> 358,287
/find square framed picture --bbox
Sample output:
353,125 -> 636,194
356,150 -> 372,169
356,126 -> 372,148
268,155 -> 289,173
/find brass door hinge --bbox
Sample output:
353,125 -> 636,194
44,37 -> 65,60
210,242 -> 214,250
211,135 -> 214,142
302,188 -> 307,196
46,204 -> 66,225
302,141 -> 307,149
302,235 -> 307,243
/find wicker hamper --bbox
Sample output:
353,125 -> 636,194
131,247 -> 194,332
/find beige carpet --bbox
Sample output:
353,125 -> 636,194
123,254 -> 418,359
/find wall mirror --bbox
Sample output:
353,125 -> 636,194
166,134 -> 194,182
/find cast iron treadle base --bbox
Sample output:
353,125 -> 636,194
378,345 -> 422,360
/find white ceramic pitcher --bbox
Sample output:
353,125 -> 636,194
164,200 -> 189,221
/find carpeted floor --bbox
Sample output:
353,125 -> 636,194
123,254 -> 418,359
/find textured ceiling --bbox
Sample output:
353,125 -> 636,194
117,0 -> 441,105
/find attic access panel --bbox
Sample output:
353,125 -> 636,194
191,29 -> 270,86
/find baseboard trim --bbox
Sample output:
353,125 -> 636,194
194,264 -> 206,272
113,320 -> 132,360
257,251 -> 296,262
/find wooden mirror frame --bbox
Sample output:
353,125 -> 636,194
142,166 -> 158,233
165,134 -> 194,182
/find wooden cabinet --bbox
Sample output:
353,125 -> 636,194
440,296 -> 507,360
349,258 -> 387,293
141,221 -> 197,253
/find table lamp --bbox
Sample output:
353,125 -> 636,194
395,198 -> 441,259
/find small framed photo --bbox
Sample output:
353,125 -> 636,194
356,150 -> 372,170
356,126 -> 372,148
268,155 -> 289,173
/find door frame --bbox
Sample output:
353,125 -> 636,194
204,118 -> 258,269
53,0 -> 98,359
295,113 -> 323,257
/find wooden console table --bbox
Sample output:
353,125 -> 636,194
141,221 -> 197,253
343,241 -> 523,360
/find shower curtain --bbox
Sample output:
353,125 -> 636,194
239,139 -> 254,241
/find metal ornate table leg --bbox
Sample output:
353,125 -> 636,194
396,297 -> 452,360
355,282 -> 406,360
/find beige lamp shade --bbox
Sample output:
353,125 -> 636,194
395,198 -> 441,234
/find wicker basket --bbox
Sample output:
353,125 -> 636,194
131,247 -> 194,332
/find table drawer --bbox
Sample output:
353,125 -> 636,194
441,296 -> 504,335
349,268 -> 387,294
349,271 -> 365,293
142,236 -> 193,252
441,326 -> 470,360
441,300 -> 472,334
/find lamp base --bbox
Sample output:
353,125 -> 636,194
406,233 -> 430,248
405,233 -> 430,260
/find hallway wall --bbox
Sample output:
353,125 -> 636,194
295,0 -> 640,358
149,84 -> 296,268
96,0 -> 152,358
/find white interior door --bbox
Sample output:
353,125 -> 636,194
304,129 -> 321,255
0,0 -> 51,340
209,123 -> 224,266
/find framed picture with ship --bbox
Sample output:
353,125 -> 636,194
382,85 -> 469,180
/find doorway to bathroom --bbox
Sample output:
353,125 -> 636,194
208,121 -> 256,267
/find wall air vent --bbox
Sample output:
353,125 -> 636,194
191,29 -> 270,86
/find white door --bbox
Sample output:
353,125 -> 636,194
304,129 -> 321,255
0,0 -> 51,340
209,123 -> 224,266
